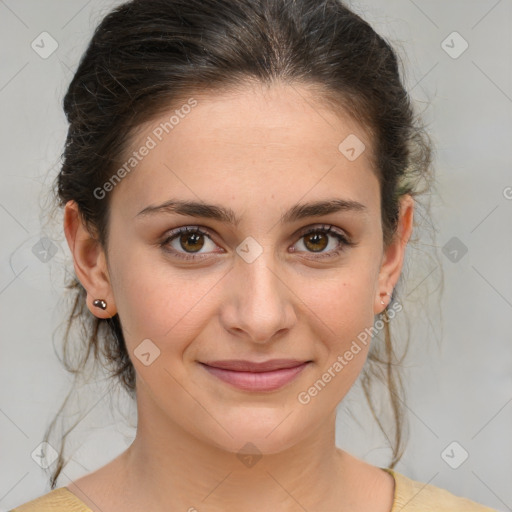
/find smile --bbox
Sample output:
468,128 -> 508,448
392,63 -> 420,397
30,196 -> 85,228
199,361 -> 312,392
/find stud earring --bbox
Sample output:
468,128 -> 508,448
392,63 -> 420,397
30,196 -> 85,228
93,299 -> 107,310
380,291 -> 392,305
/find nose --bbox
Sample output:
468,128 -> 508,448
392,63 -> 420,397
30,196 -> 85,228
219,251 -> 297,345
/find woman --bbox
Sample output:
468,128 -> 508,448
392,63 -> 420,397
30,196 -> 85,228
12,0 -> 497,510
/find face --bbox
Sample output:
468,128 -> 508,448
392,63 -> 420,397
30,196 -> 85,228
66,81 -> 413,456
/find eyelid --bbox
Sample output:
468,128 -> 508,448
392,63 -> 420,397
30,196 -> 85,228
294,223 -> 351,241
162,223 -> 350,242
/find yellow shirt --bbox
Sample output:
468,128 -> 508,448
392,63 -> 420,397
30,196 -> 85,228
10,468 -> 498,511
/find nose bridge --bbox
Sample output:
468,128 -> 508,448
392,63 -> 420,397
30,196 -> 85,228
221,244 -> 295,343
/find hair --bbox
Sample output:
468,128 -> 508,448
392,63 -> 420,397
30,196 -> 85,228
42,0 -> 440,489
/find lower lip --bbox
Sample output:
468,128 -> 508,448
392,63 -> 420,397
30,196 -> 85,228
200,362 -> 311,392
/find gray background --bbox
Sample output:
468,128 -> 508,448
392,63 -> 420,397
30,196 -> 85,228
1,1 -> 511,510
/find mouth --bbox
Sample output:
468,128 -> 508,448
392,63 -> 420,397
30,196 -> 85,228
199,359 -> 313,392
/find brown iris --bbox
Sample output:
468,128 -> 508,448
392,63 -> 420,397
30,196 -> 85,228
303,232 -> 328,252
180,232 -> 205,253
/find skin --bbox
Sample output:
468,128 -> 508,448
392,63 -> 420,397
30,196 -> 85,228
63,81 -> 414,512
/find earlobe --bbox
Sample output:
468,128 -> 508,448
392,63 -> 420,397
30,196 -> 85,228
63,200 -> 116,318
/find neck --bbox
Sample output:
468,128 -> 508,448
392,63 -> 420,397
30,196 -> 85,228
119,391 -> 352,511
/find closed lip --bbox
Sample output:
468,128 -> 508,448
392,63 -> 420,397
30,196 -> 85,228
200,359 -> 311,372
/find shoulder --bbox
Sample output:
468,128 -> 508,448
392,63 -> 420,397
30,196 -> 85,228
10,487 -> 93,512
385,469 -> 498,511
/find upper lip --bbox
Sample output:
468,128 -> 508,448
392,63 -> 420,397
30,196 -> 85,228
201,359 -> 311,372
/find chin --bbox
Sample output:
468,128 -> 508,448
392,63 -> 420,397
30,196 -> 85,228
196,412 -> 310,457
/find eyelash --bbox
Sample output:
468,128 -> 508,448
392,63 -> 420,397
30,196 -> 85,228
159,224 -> 355,261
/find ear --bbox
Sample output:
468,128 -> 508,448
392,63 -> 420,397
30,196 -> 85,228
63,200 -> 116,319
374,194 -> 414,314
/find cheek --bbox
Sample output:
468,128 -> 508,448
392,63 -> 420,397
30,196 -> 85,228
294,269 -> 376,337
109,247 -> 221,355
292,272 -> 376,383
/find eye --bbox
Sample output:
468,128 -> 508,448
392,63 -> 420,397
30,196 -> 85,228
160,226 -> 219,261
159,224 -> 355,261
291,224 -> 355,259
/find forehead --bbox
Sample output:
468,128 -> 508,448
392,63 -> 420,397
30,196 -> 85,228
110,82 -> 379,220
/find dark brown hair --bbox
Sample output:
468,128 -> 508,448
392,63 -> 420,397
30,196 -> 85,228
44,0 -> 438,489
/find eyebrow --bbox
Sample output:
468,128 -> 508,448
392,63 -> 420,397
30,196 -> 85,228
135,198 -> 368,225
